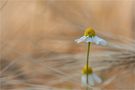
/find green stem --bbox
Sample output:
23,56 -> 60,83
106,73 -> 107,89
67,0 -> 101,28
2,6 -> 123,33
86,42 -> 91,90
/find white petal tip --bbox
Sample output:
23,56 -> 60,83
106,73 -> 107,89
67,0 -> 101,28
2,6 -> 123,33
75,36 -> 88,43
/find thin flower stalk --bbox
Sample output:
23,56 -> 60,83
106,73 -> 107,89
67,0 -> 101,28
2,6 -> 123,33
86,42 -> 91,90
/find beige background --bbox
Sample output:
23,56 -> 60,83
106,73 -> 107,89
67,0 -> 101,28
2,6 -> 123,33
0,0 -> 135,90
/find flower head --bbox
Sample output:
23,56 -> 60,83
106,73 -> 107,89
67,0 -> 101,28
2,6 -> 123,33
82,64 -> 93,74
81,65 -> 102,86
75,27 -> 107,46
84,27 -> 96,37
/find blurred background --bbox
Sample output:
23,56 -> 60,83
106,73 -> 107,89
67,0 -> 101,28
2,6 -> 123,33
0,0 -> 135,90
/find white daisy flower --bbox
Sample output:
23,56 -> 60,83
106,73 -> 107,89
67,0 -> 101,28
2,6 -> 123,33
81,65 -> 102,86
75,27 -> 107,46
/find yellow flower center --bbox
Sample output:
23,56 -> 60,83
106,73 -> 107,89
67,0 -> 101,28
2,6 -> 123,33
84,27 -> 96,37
82,64 -> 93,74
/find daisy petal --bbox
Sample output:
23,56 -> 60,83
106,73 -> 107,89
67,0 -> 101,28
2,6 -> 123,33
93,36 -> 107,46
88,75 -> 95,86
92,73 -> 102,84
86,37 -> 94,43
81,75 -> 87,86
81,75 -> 95,86
75,36 -> 87,43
